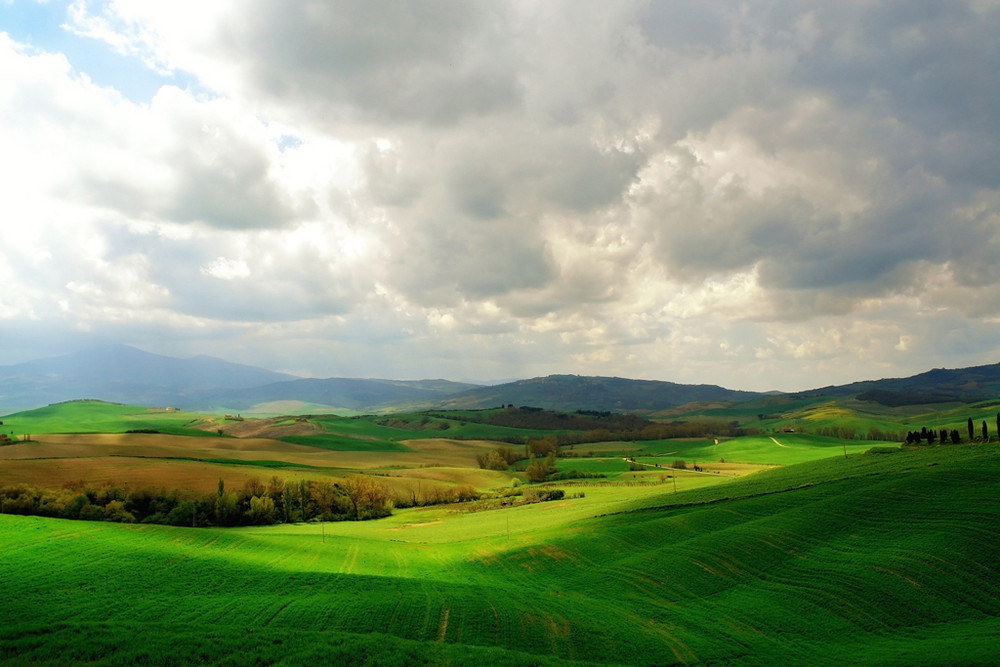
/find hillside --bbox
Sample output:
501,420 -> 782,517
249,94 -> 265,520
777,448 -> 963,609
2,345 -> 999,416
2,444 -> 997,664
435,374 -> 763,412
807,362 -> 1000,405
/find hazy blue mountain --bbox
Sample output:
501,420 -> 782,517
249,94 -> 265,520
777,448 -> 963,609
2,344 -> 997,415
190,377 -> 482,412
0,344 -> 298,413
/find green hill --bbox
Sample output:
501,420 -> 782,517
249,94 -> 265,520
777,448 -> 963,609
2,443 -> 998,665
0,400 -> 215,437
438,374 -> 762,412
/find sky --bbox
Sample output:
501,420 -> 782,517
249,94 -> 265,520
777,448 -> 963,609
1,0 -> 999,392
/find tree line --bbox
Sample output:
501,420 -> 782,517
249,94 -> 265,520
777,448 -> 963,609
903,413 -> 999,445
0,473 -> 481,526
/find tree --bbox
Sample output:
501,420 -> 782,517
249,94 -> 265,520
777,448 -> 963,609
244,477 -> 266,498
267,476 -> 284,504
477,449 -> 508,471
525,452 -> 557,483
214,490 -> 240,526
528,435 -> 559,458
280,484 -> 296,522
983,421 -> 989,442
246,495 -> 276,525
103,500 -> 135,523
951,429 -> 961,444
341,475 -> 391,520
299,480 -> 309,520
968,417 -> 975,441
307,480 -> 341,520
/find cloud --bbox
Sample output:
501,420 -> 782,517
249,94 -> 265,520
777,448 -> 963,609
2,1 -> 1000,390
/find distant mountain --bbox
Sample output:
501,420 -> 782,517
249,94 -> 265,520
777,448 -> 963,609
805,363 -> 1000,406
3,344 -> 997,415
433,374 -> 763,412
190,377 -> 482,413
0,344 -> 481,415
0,344 -> 298,413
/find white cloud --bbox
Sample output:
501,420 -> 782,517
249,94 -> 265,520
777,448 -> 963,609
1,1 -> 999,391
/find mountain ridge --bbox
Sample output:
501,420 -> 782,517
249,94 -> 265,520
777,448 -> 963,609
1,344 -> 998,415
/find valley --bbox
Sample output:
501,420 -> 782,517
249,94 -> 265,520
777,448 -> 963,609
2,393 -> 999,665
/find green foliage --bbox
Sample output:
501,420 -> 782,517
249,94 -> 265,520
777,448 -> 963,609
525,452 -> 557,482
476,445 -> 520,470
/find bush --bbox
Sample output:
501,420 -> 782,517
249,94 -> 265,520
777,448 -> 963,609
671,459 -> 687,470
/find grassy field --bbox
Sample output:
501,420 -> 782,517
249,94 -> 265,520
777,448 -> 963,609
2,443 -> 998,665
0,401 -> 909,504
0,401 -> 216,437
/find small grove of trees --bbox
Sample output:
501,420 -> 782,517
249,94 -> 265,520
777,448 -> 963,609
906,429 -> 962,445
905,414 -> 1000,446
476,446 -> 522,471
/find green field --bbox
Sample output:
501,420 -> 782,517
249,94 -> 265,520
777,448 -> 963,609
3,400 -> 1000,664
0,401 -> 215,437
3,443 -> 999,665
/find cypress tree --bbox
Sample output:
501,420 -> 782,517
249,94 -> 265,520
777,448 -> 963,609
968,417 -> 975,441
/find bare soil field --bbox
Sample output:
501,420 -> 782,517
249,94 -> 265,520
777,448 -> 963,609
0,433 -> 512,496
191,416 -> 326,439
0,457 -> 276,494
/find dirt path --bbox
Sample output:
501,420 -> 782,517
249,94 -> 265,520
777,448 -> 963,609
770,436 -> 793,449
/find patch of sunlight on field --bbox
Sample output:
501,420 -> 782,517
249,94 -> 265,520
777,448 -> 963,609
378,466 -> 512,487
801,405 -> 853,420
248,483 -> 682,551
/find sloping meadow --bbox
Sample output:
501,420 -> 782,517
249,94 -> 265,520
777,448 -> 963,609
2,444 -> 999,665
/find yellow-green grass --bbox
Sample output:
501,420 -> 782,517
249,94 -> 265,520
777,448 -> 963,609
1,401 -> 215,436
3,444 -> 999,665
565,433 -> 880,467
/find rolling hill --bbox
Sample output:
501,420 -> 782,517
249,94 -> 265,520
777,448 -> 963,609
2,344 -> 999,416
434,373 -> 763,412
808,362 -> 1000,405
2,443 -> 997,664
